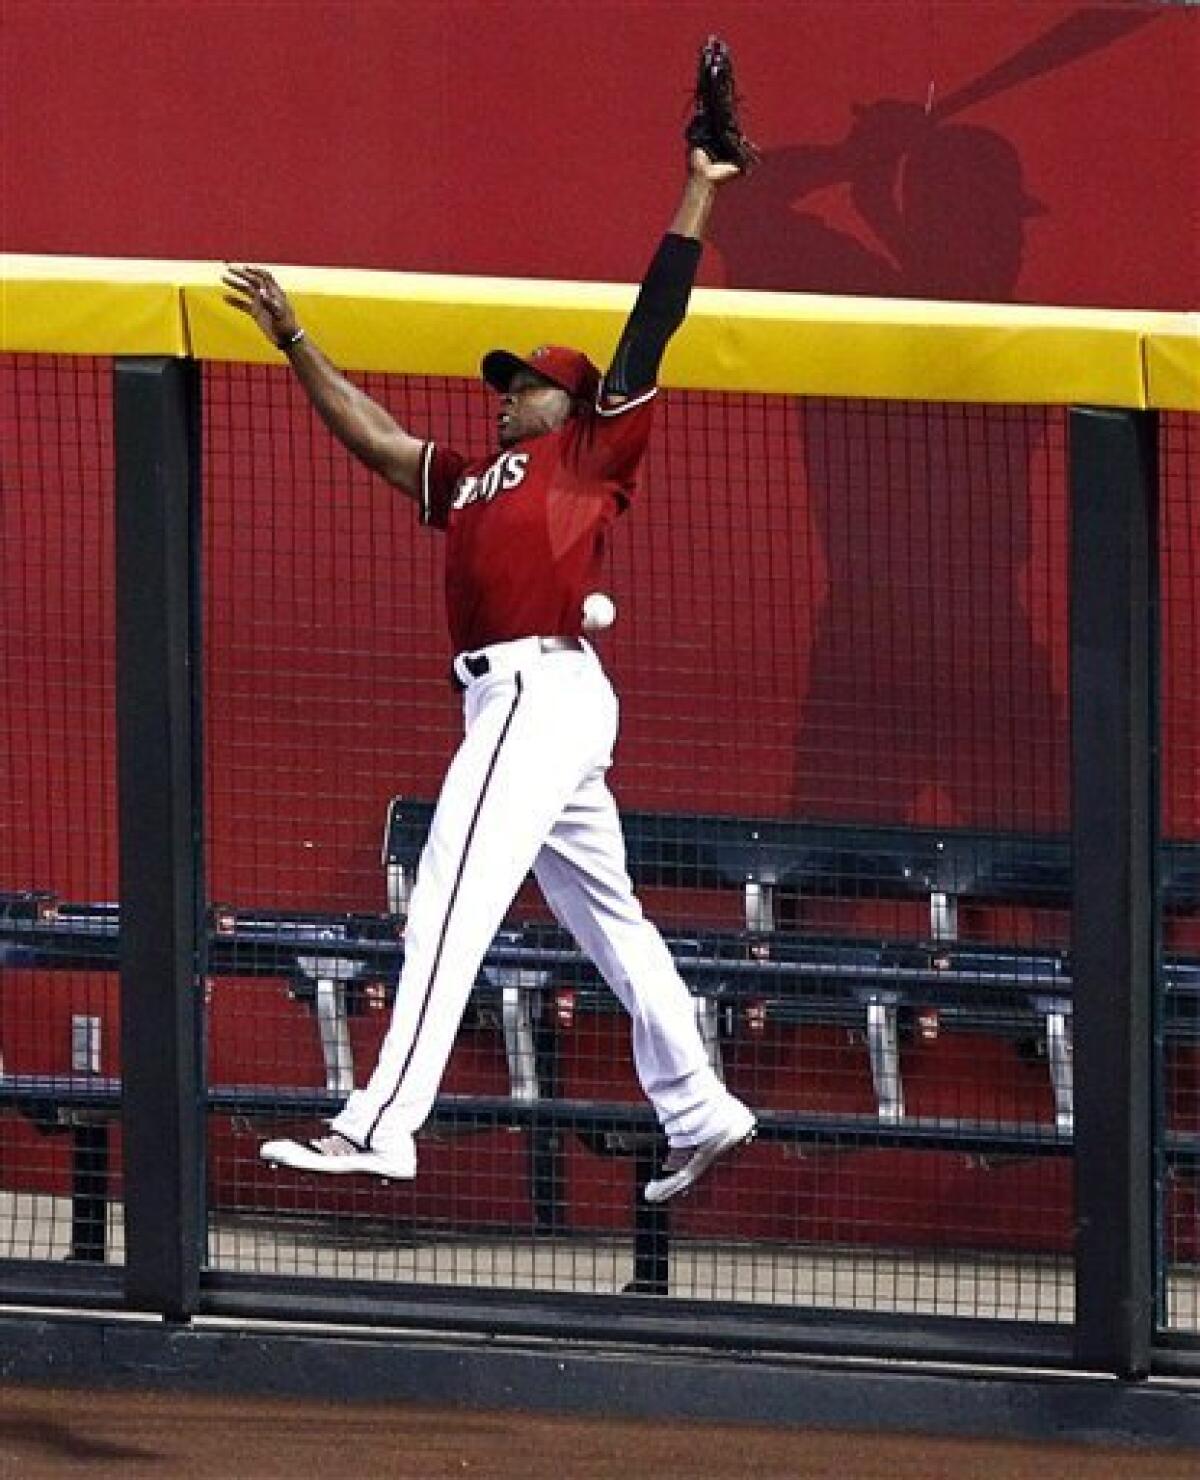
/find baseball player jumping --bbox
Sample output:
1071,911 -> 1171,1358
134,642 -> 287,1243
223,45 -> 757,1205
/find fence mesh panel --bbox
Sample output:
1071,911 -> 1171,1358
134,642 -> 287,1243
7,351 -> 1191,1330
201,367 -> 1075,1320
0,355 -> 123,1266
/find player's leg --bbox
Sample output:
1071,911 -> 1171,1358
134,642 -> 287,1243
532,771 -> 755,1200
263,654 -> 613,1177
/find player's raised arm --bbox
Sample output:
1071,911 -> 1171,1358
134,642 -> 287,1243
222,265 -> 425,499
603,38 -> 751,406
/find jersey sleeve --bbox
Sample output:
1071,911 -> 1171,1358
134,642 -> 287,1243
418,442 -> 470,530
563,391 -> 657,503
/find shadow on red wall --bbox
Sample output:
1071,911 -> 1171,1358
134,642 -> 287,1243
711,8 -> 1163,303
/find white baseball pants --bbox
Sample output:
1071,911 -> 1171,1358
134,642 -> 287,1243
332,636 -> 750,1163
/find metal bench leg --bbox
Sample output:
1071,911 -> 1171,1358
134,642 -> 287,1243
502,985 -> 540,1103
1044,1007 -> 1074,1134
69,1120 -> 110,1263
866,998 -> 905,1123
65,1012 -> 108,1261
530,1020 -> 564,1234
386,860 -> 411,919
930,890 -> 958,943
492,972 -> 555,1230
626,1138 -> 670,1295
744,880 -> 776,934
314,978 -> 355,1097
693,995 -> 724,1082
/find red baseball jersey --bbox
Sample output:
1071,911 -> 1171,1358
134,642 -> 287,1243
417,392 -> 656,653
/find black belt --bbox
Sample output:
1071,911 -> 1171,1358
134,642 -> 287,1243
451,636 -> 585,690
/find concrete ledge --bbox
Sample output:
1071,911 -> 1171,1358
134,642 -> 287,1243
0,1312 -> 1197,1451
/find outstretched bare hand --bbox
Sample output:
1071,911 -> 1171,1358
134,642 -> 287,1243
222,264 -> 301,347
688,146 -> 742,186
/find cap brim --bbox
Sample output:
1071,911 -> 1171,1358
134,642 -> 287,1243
482,349 -> 543,393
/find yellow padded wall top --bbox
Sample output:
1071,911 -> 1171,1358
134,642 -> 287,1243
182,267 -> 1153,407
3,253 -> 1192,410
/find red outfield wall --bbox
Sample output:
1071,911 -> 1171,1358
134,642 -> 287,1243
4,1 -> 1197,309
4,2 -> 1197,909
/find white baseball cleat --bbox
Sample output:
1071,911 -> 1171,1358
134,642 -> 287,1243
643,1106 -> 757,1204
260,1131 -> 416,1181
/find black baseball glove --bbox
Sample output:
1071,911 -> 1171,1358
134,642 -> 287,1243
685,35 -> 759,173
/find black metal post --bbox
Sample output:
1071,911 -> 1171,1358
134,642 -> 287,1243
1069,405 -> 1158,1378
115,357 -> 204,1320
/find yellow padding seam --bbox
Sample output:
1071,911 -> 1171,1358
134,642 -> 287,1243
1,257 -> 195,358
1144,316 -> 1200,413
2,254 -> 1196,410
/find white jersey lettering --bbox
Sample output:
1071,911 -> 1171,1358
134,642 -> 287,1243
451,451 -> 529,511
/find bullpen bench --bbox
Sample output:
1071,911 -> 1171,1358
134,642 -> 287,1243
382,797 -> 1200,1133
4,800 -> 1200,1283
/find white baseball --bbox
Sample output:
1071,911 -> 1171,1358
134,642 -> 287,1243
582,592 -> 617,632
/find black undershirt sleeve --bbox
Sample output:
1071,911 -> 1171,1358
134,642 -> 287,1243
604,233 -> 703,400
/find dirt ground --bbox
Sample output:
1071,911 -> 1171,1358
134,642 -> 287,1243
0,1386 -> 1195,1480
